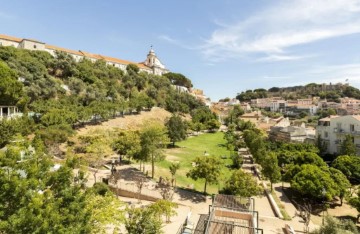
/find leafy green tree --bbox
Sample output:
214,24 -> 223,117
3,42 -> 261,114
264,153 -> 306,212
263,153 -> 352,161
340,134 -> 357,156
332,155 -> 360,183
291,164 -> 338,200
0,140 -> 123,233
206,119 -> 221,132
49,51 -> 76,78
262,152 -> 281,191
169,162 -> 180,187
221,169 -> 263,197
349,190 -> 360,222
0,61 -> 24,105
40,108 -> 77,126
329,168 -> 350,205
125,205 -> 163,234
149,199 -> 178,223
186,156 -> 222,194
164,72 -> 192,88
165,114 -> 187,146
140,122 -> 169,178
225,105 -> 244,125
112,130 -> 141,161
311,216 -> 359,234
126,63 -> 140,74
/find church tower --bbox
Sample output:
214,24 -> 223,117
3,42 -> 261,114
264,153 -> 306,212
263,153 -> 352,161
143,46 -> 168,75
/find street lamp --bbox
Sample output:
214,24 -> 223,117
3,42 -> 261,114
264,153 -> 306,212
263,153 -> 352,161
322,188 -> 326,225
281,163 -> 285,188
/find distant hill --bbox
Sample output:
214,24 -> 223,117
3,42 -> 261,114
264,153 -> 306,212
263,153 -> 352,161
236,83 -> 360,103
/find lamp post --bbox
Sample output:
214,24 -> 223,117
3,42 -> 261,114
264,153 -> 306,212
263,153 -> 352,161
322,188 -> 326,225
281,163 -> 285,188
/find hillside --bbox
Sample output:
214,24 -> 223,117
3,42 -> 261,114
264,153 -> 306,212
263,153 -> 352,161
0,45 -> 218,148
236,83 -> 360,102
76,107 -> 172,136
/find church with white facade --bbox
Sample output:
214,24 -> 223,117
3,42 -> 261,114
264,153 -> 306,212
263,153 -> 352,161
0,34 -> 169,76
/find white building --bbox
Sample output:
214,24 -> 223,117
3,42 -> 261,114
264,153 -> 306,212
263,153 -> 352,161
316,115 -> 360,155
0,34 -> 168,76
0,106 -> 22,120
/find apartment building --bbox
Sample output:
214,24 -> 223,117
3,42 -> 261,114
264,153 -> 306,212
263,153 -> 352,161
316,115 -> 360,155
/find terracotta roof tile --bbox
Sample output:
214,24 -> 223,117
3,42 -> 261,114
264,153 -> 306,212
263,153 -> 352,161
79,50 -> 104,60
22,38 -> 45,44
0,34 -> 22,42
3,34 -> 153,71
45,44 -> 83,56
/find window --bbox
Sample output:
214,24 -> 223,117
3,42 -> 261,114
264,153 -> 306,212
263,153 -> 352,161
324,131 -> 328,138
33,45 -> 37,49
350,124 -> 355,132
336,122 -> 342,131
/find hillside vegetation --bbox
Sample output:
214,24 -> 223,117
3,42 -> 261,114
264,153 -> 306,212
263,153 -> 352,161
0,46 -> 216,148
236,83 -> 360,102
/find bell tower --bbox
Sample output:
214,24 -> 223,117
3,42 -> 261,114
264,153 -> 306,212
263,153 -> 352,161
144,45 -> 156,67
143,45 -> 168,75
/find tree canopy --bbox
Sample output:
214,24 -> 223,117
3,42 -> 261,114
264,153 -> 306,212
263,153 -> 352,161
221,169 -> 263,197
187,156 -> 222,194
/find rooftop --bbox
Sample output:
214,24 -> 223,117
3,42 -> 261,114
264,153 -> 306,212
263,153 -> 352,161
192,195 -> 263,234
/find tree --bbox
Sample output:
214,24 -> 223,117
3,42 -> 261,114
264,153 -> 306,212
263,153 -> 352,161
311,216 -> 359,234
221,169 -> 263,197
350,190 -> 360,222
225,105 -> 244,125
206,119 -> 221,132
332,155 -> 360,183
291,164 -> 338,200
261,152 -> 281,191
126,63 -> 140,74
340,134 -> 357,156
0,61 -> 25,106
186,156 -> 222,194
140,122 -> 169,178
112,130 -> 141,162
165,114 -> 187,146
329,168 -> 350,206
125,206 -> 163,234
149,199 -> 178,223
169,162 -> 180,187
163,72 -> 192,88
0,139 -> 123,233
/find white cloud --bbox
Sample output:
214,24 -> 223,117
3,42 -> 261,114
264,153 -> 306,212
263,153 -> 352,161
257,54 -> 312,62
203,0 -> 360,62
158,34 -> 195,50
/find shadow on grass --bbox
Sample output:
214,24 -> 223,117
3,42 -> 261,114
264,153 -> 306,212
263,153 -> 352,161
166,144 -> 181,149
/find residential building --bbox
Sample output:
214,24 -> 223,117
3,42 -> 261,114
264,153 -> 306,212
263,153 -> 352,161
316,115 -> 360,155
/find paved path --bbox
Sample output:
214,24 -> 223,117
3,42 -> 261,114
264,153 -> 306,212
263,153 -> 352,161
241,153 -> 319,233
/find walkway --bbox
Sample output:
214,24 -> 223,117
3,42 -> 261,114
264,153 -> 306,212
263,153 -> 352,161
241,152 -> 319,233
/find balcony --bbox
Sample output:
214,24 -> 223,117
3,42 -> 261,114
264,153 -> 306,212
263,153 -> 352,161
333,128 -> 345,133
356,144 -> 360,148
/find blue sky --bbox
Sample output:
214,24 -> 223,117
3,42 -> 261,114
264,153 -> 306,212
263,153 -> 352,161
1,0 -> 360,101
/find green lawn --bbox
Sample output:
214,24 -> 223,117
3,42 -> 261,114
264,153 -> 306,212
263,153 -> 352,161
154,132 -> 234,194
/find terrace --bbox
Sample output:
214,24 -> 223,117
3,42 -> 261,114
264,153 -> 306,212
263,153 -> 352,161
190,195 -> 263,234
